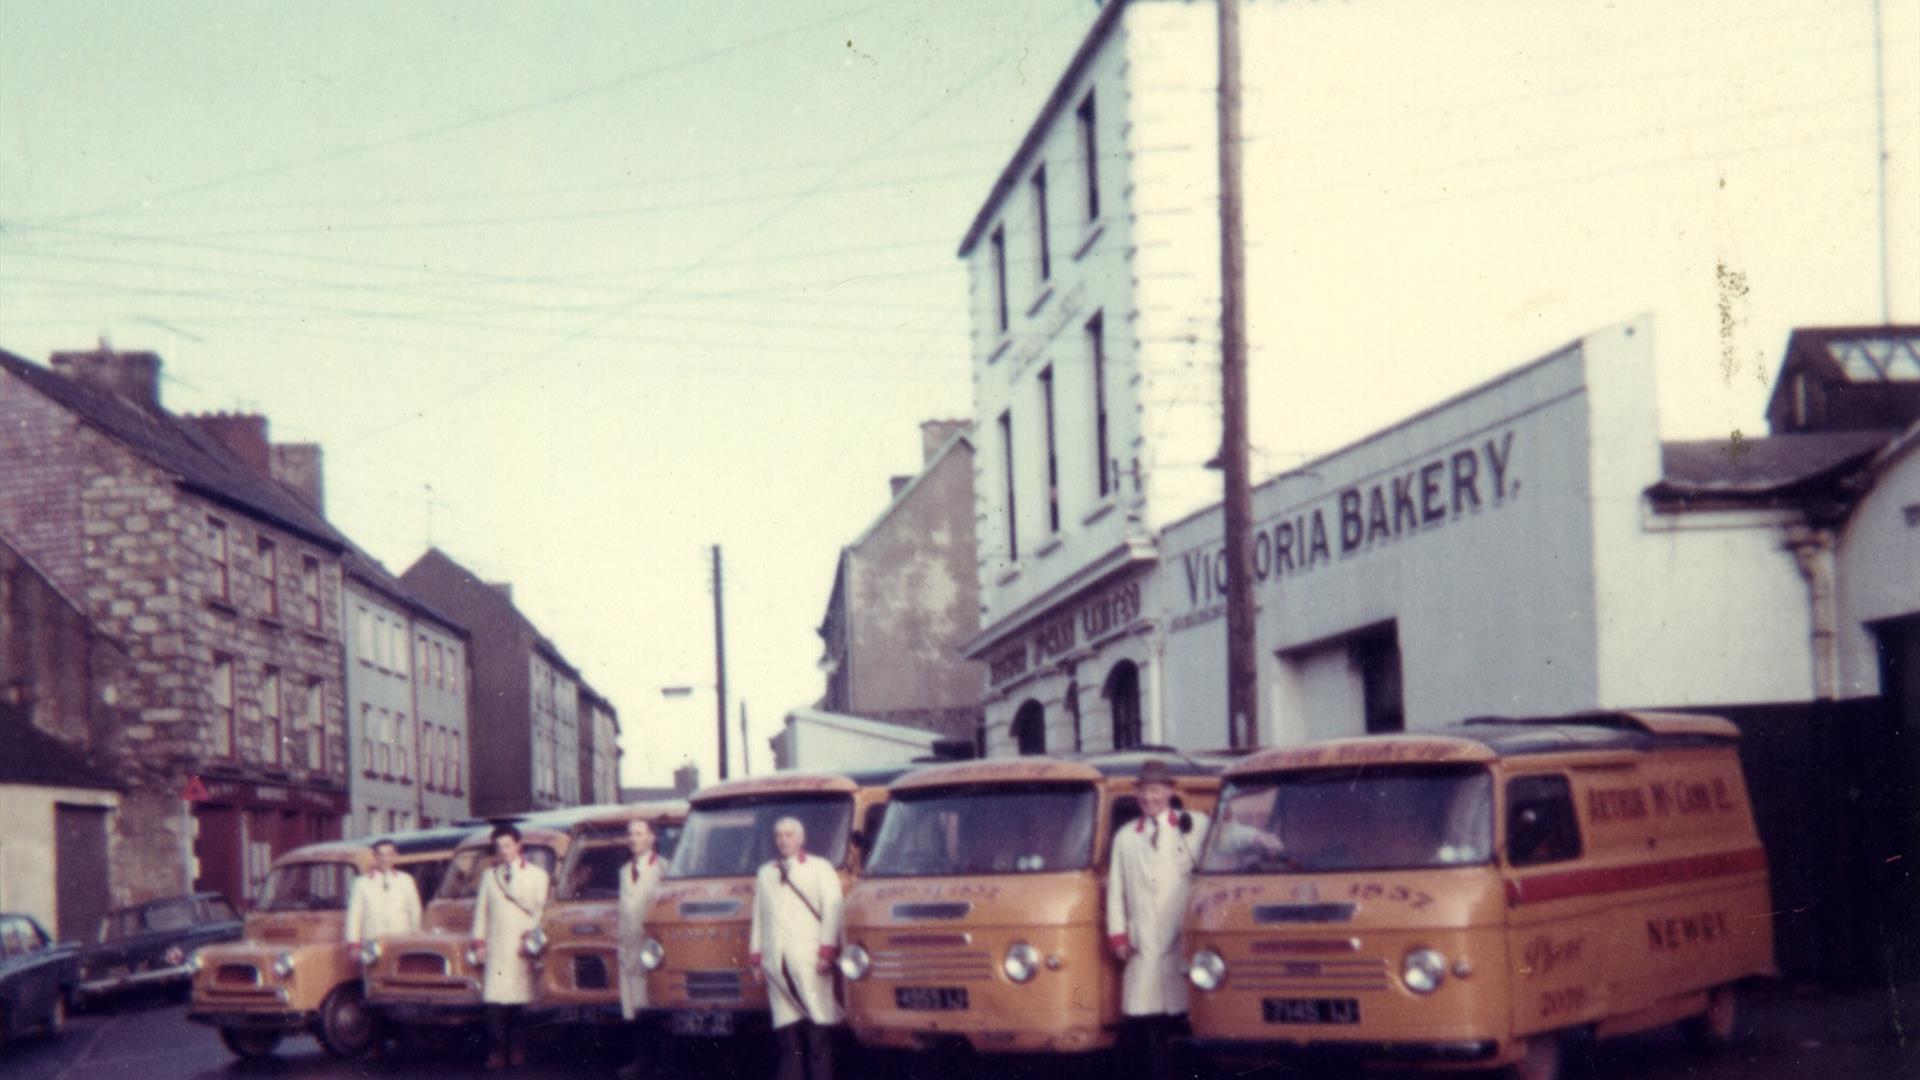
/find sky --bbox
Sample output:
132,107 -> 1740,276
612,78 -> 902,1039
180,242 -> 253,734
1,0 -> 1914,785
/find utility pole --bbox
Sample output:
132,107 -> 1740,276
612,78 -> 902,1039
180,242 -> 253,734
1217,0 -> 1258,750
739,701 -> 751,777
711,545 -> 730,780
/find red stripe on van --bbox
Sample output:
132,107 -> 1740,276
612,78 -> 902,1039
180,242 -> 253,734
1505,847 -> 1767,906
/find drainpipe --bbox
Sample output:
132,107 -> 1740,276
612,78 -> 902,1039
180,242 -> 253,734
1782,524 -> 1839,701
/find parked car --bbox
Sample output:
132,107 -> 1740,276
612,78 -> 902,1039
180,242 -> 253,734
0,913 -> 79,1044
74,893 -> 244,1008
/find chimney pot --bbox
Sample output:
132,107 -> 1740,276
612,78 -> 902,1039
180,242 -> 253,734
185,413 -> 272,476
920,419 -> 969,463
49,348 -> 164,412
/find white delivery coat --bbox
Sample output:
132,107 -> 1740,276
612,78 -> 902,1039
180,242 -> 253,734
748,853 -> 844,1029
1106,808 -> 1211,1016
344,868 -> 422,942
616,851 -> 664,1020
470,858 -> 550,1005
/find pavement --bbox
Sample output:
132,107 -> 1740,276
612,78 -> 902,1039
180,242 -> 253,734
0,981 -> 1911,1079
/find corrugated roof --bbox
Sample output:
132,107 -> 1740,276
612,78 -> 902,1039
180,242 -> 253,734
0,349 -> 345,551
1651,429 -> 1895,500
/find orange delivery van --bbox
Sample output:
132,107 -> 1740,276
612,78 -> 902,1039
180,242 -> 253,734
530,800 -> 688,1024
360,810 -> 595,1030
838,752 -> 1222,1057
1183,712 -> 1775,1080
186,829 -> 465,1060
638,769 -> 905,1043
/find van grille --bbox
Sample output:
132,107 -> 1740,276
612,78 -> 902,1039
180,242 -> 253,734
215,964 -> 260,986
573,954 -> 610,990
871,945 -> 993,983
890,902 -> 971,920
398,952 -> 448,977
1231,955 -> 1390,993
684,970 -> 742,1001
679,900 -> 741,918
1252,903 -> 1357,925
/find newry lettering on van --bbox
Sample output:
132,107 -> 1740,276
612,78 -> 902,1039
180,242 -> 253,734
1177,430 -> 1516,615
1645,909 -> 1732,953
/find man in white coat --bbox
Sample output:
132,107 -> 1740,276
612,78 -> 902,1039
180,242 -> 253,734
469,823 -> 550,1070
345,839 -> 422,1059
615,816 -> 664,1080
748,817 -> 842,1080
1107,760 -> 1211,1080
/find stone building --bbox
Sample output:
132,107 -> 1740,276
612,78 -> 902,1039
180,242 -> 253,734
343,547 -> 471,835
804,419 -> 984,760
0,347 -> 349,907
399,547 -> 585,818
578,684 -> 620,806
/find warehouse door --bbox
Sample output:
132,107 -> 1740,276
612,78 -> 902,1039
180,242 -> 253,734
54,804 -> 110,941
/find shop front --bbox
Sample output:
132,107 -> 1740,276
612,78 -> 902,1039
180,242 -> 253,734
193,777 -> 347,907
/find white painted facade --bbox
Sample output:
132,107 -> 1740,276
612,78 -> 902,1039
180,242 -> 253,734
530,651 -> 580,807
344,574 -> 471,835
956,0 -> 1919,755
0,784 -> 117,939
773,708 -> 944,773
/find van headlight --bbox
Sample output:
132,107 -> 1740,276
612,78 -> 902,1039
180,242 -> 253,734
1402,948 -> 1447,994
464,945 -> 483,968
1189,949 -> 1227,992
639,938 -> 665,971
359,941 -> 381,967
1003,943 -> 1041,984
523,928 -> 548,957
271,952 -> 296,980
838,943 -> 871,982
186,950 -> 205,975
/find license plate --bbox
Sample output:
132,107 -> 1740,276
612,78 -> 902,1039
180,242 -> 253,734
668,1010 -> 734,1037
895,986 -> 969,1011
1262,997 -> 1360,1024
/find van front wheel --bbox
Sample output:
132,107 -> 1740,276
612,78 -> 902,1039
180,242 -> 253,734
1681,984 -> 1738,1050
316,984 -> 375,1058
1503,1034 -> 1562,1080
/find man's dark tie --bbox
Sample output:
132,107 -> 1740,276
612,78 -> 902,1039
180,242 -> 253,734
1150,816 -> 1161,850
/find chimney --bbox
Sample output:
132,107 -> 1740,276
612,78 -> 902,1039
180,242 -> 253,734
920,419 -> 969,463
185,413 -> 271,476
270,443 -> 325,515
49,346 -> 163,412
889,475 -> 914,499
673,762 -> 700,797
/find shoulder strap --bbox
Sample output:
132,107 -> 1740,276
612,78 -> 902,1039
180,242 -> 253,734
495,865 -> 536,919
775,860 -> 823,923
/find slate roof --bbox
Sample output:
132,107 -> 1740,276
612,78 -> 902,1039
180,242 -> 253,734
0,349 -> 345,551
0,706 -> 121,792
1648,429 -> 1897,508
342,544 -> 468,638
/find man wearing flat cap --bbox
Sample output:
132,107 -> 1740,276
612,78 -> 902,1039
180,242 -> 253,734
1107,759 -> 1210,1080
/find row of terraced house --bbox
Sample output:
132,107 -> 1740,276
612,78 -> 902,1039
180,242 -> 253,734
0,345 -> 623,942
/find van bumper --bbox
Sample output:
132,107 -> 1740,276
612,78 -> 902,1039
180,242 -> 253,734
186,1010 -> 315,1033
1187,1036 -> 1500,1066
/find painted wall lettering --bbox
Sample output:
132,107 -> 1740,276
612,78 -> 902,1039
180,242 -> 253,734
987,574 -> 1146,687
1176,428 -> 1520,612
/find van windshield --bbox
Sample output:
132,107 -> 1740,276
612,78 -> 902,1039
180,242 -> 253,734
257,862 -> 356,912
435,844 -> 558,901
1200,765 -> 1494,873
865,784 -> 1098,877
558,824 -> 685,900
668,795 -> 853,879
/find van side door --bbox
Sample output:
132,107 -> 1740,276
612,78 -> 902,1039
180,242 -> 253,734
1502,773 -> 1603,1037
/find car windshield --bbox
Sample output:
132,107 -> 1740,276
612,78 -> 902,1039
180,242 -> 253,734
435,844 -> 558,901
668,795 -> 853,879
1200,765 -> 1494,873
144,898 -> 197,933
558,823 -> 684,900
864,783 -> 1099,877
256,862 -> 358,912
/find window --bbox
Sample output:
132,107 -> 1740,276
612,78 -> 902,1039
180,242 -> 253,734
206,519 -> 229,601
450,730 -> 463,791
999,410 -> 1018,560
261,667 -> 282,766
360,703 -> 375,776
1089,312 -> 1111,498
256,538 -> 278,616
1077,92 -> 1100,221
1507,775 -> 1582,867
1106,661 -> 1142,750
355,606 -> 374,665
303,679 -> 324,772
1012,700 -> 1046,755
990,226 -> 1010,335
394,713 -> 410,780
391,621 -> 409,677
1030,166 -> 1051,282
1040,365 -> 1061,533
448,650 -> 461,696
211,656 -> 235,757
301,556 -> 322,631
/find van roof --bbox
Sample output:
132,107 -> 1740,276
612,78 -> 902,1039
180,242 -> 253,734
364,825 -> 477,855
691,768 -> 910,804
571,800 -> 691,831
1228,711 -> 1739,778
893,751 -> 1222,791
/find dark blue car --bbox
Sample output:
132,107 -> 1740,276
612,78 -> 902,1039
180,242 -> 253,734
74,893 -> 244,1009
0,913 -> 79,1044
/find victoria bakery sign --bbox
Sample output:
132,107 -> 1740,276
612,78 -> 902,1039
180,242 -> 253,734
1174,429 -> 1518,628
987,576 -> 1145,688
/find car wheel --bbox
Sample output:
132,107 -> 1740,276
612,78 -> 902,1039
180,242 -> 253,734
1503,1034 -> 1563,1080
1681,984 -> 1739,1050
317,983 -> 375,1058
43,994 -> 68,1037
219,1027 -> 283,1058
